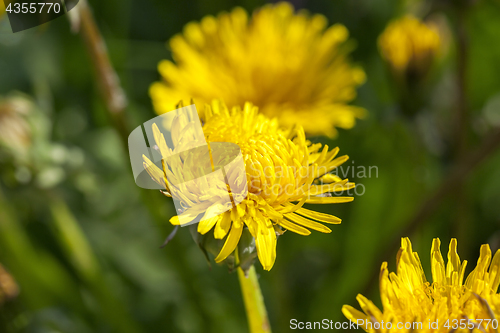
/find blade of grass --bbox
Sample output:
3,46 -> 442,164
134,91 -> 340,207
49,194 -> 144,333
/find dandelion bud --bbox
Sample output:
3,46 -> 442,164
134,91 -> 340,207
379,15 -> 441,83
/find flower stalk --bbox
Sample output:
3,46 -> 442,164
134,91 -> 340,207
237,265 -> 271,333
71,0 -> 129,148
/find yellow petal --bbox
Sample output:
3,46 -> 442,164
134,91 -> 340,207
277,219 -> 311,236
197,215 -> 220,235
341,305 -> 368,328
255,226 -> 277,270
308,181 -> 354,196
142,155 -> 166,188
214,211 -> 231,239
170,215 -> 180,225
152,123 -> 170,158
319,173 -> 342,184
295,207 -> 341,224
305,196 -> 353,204
285,213 -> 331,233
215,222 -> 243,263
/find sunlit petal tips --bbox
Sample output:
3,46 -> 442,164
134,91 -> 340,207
343,237 -> 500,332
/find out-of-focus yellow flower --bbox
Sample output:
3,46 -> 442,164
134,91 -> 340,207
143,101 -> 354,270
0,1 -> 12,17
379,15 -> 440,79
0,263 -> 19,306
343,238 -> 500,332
150,2 -> 366,137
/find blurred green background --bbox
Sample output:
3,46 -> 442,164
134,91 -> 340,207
1,0 -> 500,332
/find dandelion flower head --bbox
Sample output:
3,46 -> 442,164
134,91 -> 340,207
143,101 -> 354,270
343,237 -> 500,332
378,15 -> 441,77
150,2 -> 366,137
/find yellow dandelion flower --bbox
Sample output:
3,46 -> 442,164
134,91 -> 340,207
150,2 -> 366,138
143,101 -> 354,270
0,1 -> 12,17
0,263 -> 19,306
379,15 -> 441,78
343,237 -> 500,332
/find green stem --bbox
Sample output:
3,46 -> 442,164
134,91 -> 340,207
237,265 -> 271,333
